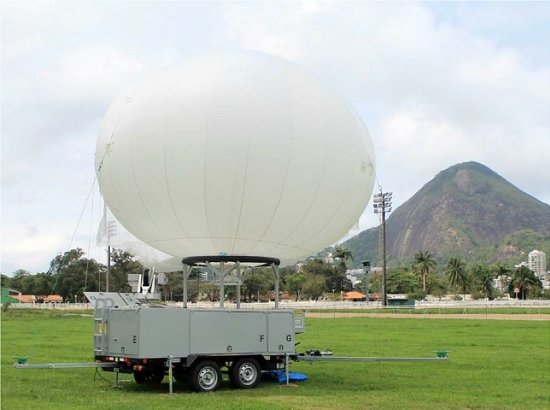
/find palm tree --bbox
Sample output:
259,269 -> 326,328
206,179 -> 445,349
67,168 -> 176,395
495,264 -> 511,277
493,264 -> 511,294
333,246 -> 353,271
510,266 -> 542,300
471,264 -> 494,299
445,257 -> 468,299
414,251 -> 436,292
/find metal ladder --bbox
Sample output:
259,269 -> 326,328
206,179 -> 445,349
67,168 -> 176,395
93,297 -> 113,355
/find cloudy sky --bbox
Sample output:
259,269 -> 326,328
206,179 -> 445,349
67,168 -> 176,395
2,1 -> 549,275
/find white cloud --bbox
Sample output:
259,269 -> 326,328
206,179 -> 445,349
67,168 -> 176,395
40,44 -> 147,103
224,2 -> 550,202
1,1 -> 549,274
1,224 -> 66,273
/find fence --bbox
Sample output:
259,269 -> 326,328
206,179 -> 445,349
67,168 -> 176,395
5,299 -> 550,311
6,302 -> 93,310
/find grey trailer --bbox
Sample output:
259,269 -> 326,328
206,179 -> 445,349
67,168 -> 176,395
84,255 -> 305,392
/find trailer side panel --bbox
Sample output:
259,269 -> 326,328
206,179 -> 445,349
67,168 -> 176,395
189,310 -> 267,355
139,308 -> 189,358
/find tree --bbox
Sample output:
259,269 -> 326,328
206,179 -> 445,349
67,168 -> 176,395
29,273 -> 54,295
243,268 -> 274,302
285,272 -> 305,301
386,267 -> 418,294
368,271 -> 382,294
446,257 -> 468,299
328,247 -> 354,292
185,268 -> 204,303
493,264 -> 511,295
202,282 -> 220,302
333,246 -> 353,273
494,264 -> 511,277
109,249 -> 143,292
295,259 -> 339,300
429,275 -> 448,301
158,271 -> 184,301
0,274 -> 10,288
49,248 -> 102,301
303,258 -> 350,293
509,266 -> 542,300
414,251 -> 436,292
20,274 -> 39,295
301,274 -> 325,301
7,269 -> 32,292
471,264 -> 494,300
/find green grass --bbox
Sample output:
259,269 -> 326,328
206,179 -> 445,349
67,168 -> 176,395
2,309 -> 549,409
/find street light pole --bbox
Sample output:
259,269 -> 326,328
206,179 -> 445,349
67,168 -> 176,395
373,190 -> 392,307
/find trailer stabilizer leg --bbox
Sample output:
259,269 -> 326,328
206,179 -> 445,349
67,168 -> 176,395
285,353 -> 290,386
113,368 -> 120,388
168,356 -> 174,395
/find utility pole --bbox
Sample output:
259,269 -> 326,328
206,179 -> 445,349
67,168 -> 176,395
373,189 -> 392,307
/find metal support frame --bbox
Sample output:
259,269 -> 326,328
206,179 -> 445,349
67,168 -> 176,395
167,356 -> 174,394
203,260 -> 242,308
181,255 -> 281,308
183,264 -> 189,308
113,367 -> 120,388
273,263 -> 280,309
285,353 -> 290,386
236,266 -> 243,309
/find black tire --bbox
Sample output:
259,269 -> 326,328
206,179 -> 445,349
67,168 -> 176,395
191,361 -> 222,392
134,369 -> 164,384
229,358 -> 261,389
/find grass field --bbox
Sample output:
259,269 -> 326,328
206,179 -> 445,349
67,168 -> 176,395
2,309 -> 549,409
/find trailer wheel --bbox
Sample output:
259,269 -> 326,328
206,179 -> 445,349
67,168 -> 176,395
134,369 -> 164,384
191,361 -> 221,392
229,358 -> 261,388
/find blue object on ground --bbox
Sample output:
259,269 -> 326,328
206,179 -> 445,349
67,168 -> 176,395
265,370 -> 308,383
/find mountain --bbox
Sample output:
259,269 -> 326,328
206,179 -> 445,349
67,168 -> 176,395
343,161 -> 550,268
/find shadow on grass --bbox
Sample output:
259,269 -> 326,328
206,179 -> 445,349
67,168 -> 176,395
99,374 -> 289,395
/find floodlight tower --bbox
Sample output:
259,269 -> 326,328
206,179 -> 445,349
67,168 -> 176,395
373,190 -> 392,306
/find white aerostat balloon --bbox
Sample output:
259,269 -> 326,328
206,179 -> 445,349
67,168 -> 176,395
97,206 -> 182,273
96,51 -> 375,262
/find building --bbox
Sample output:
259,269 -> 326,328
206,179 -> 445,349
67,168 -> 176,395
528,250 -> 547,277
14,294 -> 36,303
344,291 -> 366,301
0,288 -> 63,304
345,269 -> 365,287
